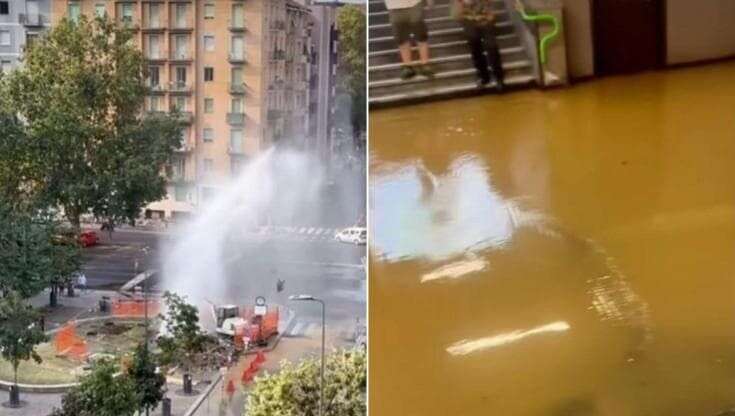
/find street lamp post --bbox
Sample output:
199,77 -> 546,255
289,295 -> 326,416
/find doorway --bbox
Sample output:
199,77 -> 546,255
593,0 -> 666,75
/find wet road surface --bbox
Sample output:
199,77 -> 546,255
369,62 -> 735,416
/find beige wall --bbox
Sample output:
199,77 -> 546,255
666,0 -> 735,65
562,0 -> 594,79
561,0 -> 735,78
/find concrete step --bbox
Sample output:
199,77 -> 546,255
369,73 -> 537,105
370,7 -> 509,26
370,26 -> 517,46
369,40 -> 526,66
370,17 -> 514,40
368,0 -> 505,14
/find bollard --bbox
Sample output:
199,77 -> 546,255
8,385 -> 19,407
99,296 -> 110,313
183,373 -> 193,395
161,397 -> 172,416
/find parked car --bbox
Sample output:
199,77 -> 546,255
335,227 -> 367,245
79,231 -> 98,247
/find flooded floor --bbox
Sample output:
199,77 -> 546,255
369,62 -> 735,416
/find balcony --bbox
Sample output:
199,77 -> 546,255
268,110 -> 283,121
174,141 -> 194,153
117,17 -> 139,31
229,83 -> 247,95
146,52 -> 167,63
228,53 -> 246,64
19,13 -> 44,27
229,21 -> 246,32
169,82 -> 192,94
169,51 -> 192,63
149,84 -> 167,94
227,112 -> 246,126
270,50 -> 286,61
270,21 -> 285,31
228,146 -> 245,156
169,110 -> 193,124
142,22 -> 165,33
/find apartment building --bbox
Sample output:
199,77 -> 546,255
51,0 -> 314,220
0,0 -> 50,73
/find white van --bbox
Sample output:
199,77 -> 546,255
335,227 -> 367,245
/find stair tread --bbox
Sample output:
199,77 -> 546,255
370,53 -> 531,72
370,12 -> 509,30
370,28 -> 517,43
369,74 -> 537,104
370,43 -> 523,58
370,60 -> 533,88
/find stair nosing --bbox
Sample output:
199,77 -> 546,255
370,28 -> 517,44
370,43 -> 524,58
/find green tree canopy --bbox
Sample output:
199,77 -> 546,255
0,15 -> 182,229
157,291 -> 220,374
0,200 -> 80,299
246,349 -> 367,416
127,343 -> 166,415
0,292 -> 48,388
50,360 -> 139,416
336,5 -> 366,140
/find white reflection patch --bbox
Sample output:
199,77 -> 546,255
446,321 -> 570,356
421,255 -> 488,283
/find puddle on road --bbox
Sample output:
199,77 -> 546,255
369,63 -> 735,416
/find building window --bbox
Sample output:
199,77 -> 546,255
148,66 -> 159,87
148,96 -> 160,112
148,35 -> 161,59
175,3 -> 187,28
231,98 -> 243,113
0,60 -> 11,74
173,96 -> 187,112
68,2 -> 81,21
148,3 -> 160,28
95,3 -> 106,17
203,158 -> 214,172
232,4 -> 244,27
175,66 -> 187,86
231,35 -> 244,59
204,98 -> 214,113
174,186 -> 187,202
230,129 -> 243,153
203,128 -> 214,142
204,3 -> 215,19
174,35 -> 188,59
231,67 -> 243,85
204,67 -> 214,82
0,31 -> 9,46
0,2 -> 8,15
204,35 -> 215,52
120,3 -> 133,23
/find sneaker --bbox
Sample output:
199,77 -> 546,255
417,64 -> 435,79
400,65 -> 416,80
476,77 -> 491,88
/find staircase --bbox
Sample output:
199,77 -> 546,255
369,0 -> 538,105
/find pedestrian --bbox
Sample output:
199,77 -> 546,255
452,0 -> 506,90
77,271 -> 87,294
385,0 -> 435,80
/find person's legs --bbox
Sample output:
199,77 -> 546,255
410,3 -> 434,77
390,8 -> 417,79
481,23 -> 505,88
462,21 -> 491,84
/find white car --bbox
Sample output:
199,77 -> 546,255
335,227 -> 367,245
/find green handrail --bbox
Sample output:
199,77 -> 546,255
514,0 -> 560,65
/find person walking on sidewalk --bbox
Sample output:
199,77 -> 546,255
452,0 -> 506,90
385,0 -> 435,80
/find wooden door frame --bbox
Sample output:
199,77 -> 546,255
591,0 -> 668,75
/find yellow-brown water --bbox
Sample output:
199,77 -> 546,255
369,62 -> 735,416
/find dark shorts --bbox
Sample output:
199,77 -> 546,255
389,2 -> 428,44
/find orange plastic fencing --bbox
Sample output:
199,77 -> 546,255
54,322 -> 89,361
111,298 -> 161,317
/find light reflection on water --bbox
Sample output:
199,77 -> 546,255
371,154 -> 517,263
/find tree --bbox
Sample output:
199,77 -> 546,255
157,292 -> 220,384
0,15 -> 182,230
246,349 -> 367,416
336,5 -> 366,145
50,360 -> 138,416
0,292 -> 48,406
127,343 -> 166,416
0,200 -> 79,300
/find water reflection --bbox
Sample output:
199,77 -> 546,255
447,321 -> 571,356
372,154 -> 544,263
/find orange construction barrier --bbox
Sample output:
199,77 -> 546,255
226,380 -> 236,397
111,298 -> 161,317
241,368 -> 254,384
54,322 -> 89,361
254,351 -> 266,364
